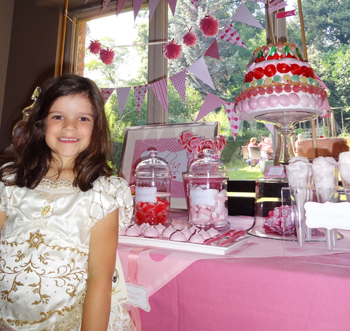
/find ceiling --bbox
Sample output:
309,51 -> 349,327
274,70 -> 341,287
35,0 -> 108,11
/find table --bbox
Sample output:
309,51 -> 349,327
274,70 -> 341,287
118,216 -> 350,331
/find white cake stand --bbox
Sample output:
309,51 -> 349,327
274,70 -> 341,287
243,109 -> 321,164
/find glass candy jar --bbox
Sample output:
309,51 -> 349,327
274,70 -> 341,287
188,149 -> 229,231
133,150 -> 172,226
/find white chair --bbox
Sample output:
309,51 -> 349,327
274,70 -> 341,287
248,146 -> 261,167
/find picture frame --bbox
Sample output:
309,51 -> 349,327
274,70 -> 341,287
119,122 -> 220,209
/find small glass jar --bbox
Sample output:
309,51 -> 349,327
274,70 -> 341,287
188,149 -> 229,231
133,150 -> 172,226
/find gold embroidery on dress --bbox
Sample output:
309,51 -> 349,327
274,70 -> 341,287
0,230 -> 88,326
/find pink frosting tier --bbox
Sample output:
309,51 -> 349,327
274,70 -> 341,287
236,43 -> 328,121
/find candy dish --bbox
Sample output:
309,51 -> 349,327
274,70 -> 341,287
119,223 -> 250,255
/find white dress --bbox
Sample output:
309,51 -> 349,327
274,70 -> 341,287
0,175 -> 136,331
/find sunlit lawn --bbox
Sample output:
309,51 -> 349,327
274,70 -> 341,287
226,160 -> 264,180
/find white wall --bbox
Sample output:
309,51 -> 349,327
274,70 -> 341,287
0,0 -> 15,129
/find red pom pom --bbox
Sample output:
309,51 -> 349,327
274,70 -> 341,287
183,29 -> 197,47
164,39 -> 182,60
88,40 -> 101,54
99,47 -> 115,65
200,15 -> 219,37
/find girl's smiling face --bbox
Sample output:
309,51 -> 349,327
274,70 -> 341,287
45,94 -> 94,166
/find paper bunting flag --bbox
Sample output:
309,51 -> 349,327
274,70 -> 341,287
246,0 -> 267,3
269,0 -> 280,6
191,0 -> 198,12
117,0 -> 127,16
151,78 -> 168,112
170,70 -> 186,104
116,87 -> 131,117
231,3 -> 264,29
264,123 -> 275,135
167,0 -> 177,15
315,73 -> 328,90
195,93 -> 225,122
225,103 -> 241,140
100,0 -> 111,13
204,40 -> 220,59
217,22 -> 247,49
277,10 -> 296,19
187,57 -> 215,90
133,84 -> 148,114
149,0 -> 161,20
269,1 -> 287,13
133,0 -> 143,20
100,88 -> 115,102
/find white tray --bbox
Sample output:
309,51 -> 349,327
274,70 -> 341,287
119,234 -> 250,255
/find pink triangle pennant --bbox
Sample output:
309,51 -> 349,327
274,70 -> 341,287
225,103 -> 241,140
116,87 -> 131,117
217,22 -> 247,49
315,73 -> 328,90
117,0 -> 127,15
170,70 -> 186,104
151,78 -> 168,112
187,57 -> 215,90
246,0 -> 267,3
231,3 -> 264,29
133,84 -> 148,115
133,0 -> 143,20
149,0 -> 161,20
100,88 -> 115,102
195,93 -> 226,122
167,0 -> 177,15
204,40 -> 220,59
100,0 -> 112,13
191,0 -> 198,12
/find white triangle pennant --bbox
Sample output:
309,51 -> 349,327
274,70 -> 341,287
231,3 -> 264,29
187,57 -> 215,90
151,78 -> 168,112
100,88 -> 115,103
170,70 -> 186,104
133,84 -> 148,115
116,87 -> 131,117
225,103 -> 242,140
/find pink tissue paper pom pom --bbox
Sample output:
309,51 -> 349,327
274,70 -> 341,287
88,40 -> 101,54
200,15 -> 219,37
164,39 -> 182,60
99,47 -> 115,65
183,29 -> 197,47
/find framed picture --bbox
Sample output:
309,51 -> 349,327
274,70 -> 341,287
119,122 -> 220,209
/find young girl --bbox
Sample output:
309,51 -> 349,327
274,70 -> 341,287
0,74 -> 136,331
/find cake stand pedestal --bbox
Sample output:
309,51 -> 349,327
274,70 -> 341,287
254,110 -> 318,164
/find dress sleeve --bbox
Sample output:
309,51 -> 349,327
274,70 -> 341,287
0,181 -> 9,212
89,176 -> 133,229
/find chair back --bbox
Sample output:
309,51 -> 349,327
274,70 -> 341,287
249,146 -> 261,159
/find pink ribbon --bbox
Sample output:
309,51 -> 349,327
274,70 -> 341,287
277,9 -> 296,19
127,248 -> 148,331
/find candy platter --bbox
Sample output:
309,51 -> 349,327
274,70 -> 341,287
119,234 -> 250,255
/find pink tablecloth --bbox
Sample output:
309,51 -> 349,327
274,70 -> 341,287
119,216 -> 350,331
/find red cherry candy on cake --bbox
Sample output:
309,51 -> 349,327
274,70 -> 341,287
284,84 -> 292,93
275,85 -> 283,94
253,67 -> 265,80
245,71 -> 254,83
264,64 -> 277,77
258,87 -> 266,95
293,85 -> 301,93
301,85 -> 308,93
252,89 -> 259,97
277,63 -> 290,74
266,86 -> 274,94
290,64 -> 302,76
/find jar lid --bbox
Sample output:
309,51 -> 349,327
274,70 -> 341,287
135,150 -> 172,179
188,149 -> 227,178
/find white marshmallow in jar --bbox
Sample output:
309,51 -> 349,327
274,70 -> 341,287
188,149 -> 229,231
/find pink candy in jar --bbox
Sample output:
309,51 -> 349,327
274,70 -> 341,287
188,149 -> 229,231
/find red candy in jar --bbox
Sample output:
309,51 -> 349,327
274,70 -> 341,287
133,150 -> 172,226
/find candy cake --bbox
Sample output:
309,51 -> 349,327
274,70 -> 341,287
235,42 -> 328,121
